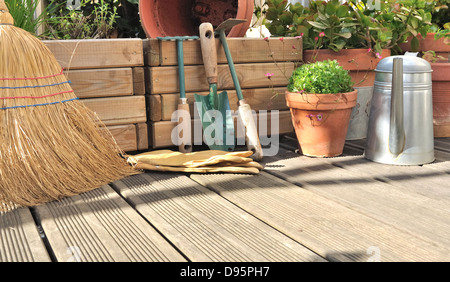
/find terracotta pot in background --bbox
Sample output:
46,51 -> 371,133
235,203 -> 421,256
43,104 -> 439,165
303,49 -> 390,87
431,62 -> 450,137
399,33 -> 450,59
302,49 -> 388,140
285,89 -> 358,157
139,0 -> 254,38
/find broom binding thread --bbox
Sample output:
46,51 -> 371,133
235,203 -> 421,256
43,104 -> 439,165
0,97 -> 80,110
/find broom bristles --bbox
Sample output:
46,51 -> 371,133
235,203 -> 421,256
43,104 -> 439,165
0,22 -> 138,211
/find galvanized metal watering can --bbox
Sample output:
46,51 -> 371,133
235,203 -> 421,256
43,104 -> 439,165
364,54 -> 435,165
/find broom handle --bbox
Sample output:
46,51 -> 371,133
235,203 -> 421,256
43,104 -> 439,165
0,0 -> 14,25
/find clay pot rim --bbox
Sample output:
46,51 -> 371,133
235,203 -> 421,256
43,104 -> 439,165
430,61 -> 450,81
302,49 -> 390,71
285,89 -> 358,111
139,0 -> 254,38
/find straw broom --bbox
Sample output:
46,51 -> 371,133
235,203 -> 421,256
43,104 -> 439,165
0,2 -> 138,211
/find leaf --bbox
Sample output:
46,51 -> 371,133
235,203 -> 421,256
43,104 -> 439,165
410,17 -> 418,29
423,12 -> 432,24
341,22 -> 359,27
329,40 -> 346,51
336,31 -> 352,39
336,5 -> 349,18
444,37 -> 450,46
411,36 -> 420,52
326,1 -> 337,15
407,25 -> 418,37
307,20 -> 330,29
296,25 -> 309,36
317,10 -> 329,21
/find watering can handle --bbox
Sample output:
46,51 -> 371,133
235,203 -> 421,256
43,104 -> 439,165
199,23 -> 218,85
389,58 -> 406,156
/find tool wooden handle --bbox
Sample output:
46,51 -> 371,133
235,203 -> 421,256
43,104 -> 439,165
199,23 -> 218,84
177,102 -> 193,153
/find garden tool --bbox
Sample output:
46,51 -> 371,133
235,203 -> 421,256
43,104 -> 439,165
365,55 -> 434,165
0,1 -> 136,211
216,19 -> 263,161
157,35 -> 199,153
194,22 -> 235,152
127,150 -> 264,174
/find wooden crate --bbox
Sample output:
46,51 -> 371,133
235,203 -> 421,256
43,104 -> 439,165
144,37 -> 302,149
43,39 -> 148,152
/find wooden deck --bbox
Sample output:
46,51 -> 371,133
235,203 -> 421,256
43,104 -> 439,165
1,135 -> 450,263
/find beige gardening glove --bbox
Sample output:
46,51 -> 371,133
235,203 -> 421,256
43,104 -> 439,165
127,150 -> 264,174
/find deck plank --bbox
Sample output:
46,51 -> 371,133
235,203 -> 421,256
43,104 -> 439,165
34,185 -> 185,262
112,172 -> 325,262
191,171 -> 450,262
0,208 -> 51,262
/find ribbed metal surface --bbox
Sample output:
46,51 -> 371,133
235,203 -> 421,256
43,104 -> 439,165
114,173 -> 323,262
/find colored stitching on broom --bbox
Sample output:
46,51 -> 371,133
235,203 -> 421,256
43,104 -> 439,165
0,97 -> 79,110
0,80 -> 71,89
0,68 -> 65,80
0,90 -> 74,100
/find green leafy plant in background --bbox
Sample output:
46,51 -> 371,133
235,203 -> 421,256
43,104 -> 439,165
288,59 -> 354,94
434,22 -> 450,43
43,0 -> 145,39
426,0 -> 449,29
4,0 -> 52,35
263,0 -> 435,55
44,0 -> 118,39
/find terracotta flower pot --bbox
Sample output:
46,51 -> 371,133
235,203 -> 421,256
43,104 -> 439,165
286,89 -> 358,157
303,49 -> 390,87
431,62 -> 450,137
139,0 -> 254,38
399,33 -> 450,59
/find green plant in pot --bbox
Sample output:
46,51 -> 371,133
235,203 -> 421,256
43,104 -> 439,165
421,23 -> 450,137
285,59 -> 357,157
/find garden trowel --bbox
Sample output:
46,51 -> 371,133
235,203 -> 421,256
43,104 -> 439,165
194,22 -> 235,152
216,19 -> 263,161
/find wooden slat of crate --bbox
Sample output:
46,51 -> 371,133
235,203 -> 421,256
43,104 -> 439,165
145,37 -> 302,66
149,62 -> 294,94
132,67 -> 146,95
136,123 -> 149,151
143,39 -> 161,67
108,124 -> 138,152
43,39 -> 144,70
147,95 -> 162,121
149,110 -> 293,148
158,87 -> 288,121
81,96 -> 146,126
107,123 -> 148,152
65,68 -> 134,98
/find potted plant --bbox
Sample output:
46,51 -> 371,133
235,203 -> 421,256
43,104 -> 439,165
421,24 -> 450,137
264,0 -> 436,80
285,59 -> 357,157
261,0 -> 437,140
398,0 -> 449,57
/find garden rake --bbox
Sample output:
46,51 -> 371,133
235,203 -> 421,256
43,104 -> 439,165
157,35 -> 199,153
0,1 -> 136,211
